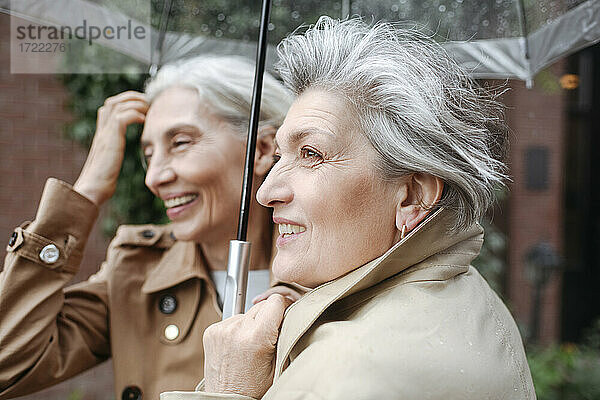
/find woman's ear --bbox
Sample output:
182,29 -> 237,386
254,125 -> 277,177
395,173 -> 444,233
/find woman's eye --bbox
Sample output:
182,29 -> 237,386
272,154 -> 281,164
300,146 -> 323,161
173,139 -> 191,147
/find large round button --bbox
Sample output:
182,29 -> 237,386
122,385 -> 142,400
164,324 -> 179,341
159,294 -> 177,314
39,244 -> 59,264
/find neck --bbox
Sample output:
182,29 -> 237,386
200,201 -> 272,272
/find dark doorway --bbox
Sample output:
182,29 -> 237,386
562,42 -> 600,342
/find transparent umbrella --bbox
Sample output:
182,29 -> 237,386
2,0 -> 599,83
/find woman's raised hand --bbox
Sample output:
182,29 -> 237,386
73,91 -> 149,206
203,294 -> 293,399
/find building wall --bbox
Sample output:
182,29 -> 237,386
0,12 -> 114,400
503,64 -> 566,344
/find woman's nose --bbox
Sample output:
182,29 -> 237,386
256,166 -> 293,208
145,157 -> 176,190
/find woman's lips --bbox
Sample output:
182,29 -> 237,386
165,195 -> 200,219
274,219 -> 306,247
276,230 -> 305,247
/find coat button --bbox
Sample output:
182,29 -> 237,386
122,385 -> 142,400
140,230 -> 155,238
8,232 -> 18,247
39,244 -> 59,264
159,294 -> 177,314
164,324 -> 179,340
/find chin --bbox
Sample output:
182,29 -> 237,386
170,223 -> 201,243
273,258 -> 317,288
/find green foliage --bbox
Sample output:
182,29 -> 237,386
528,343 -> 600,400
67,388 -> 84,400
472,218 -> 506,294
528,319 -> 600,400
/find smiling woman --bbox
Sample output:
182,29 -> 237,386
0,56 -> 296,400
161,17 -> 535,400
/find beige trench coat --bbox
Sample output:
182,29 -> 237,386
162,208 -> 535,400
0,178 -> 224,400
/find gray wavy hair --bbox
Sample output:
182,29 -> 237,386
276,16 -> 509,231
145,55 -> 293,135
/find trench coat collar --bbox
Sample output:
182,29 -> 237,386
141,240 -> 210,294
274,207 -> 485,377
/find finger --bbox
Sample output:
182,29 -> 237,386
257,294 -> 293,331
104,91 -> 147,106
116,110 -> 146,127
114,100 -> 150,114
252,288 -> 278,304
252,286 -> 300,305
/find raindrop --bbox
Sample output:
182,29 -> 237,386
541,6 -> 547,13
482,19 -> 489,26
217,13 -> 225,22
448,11 -> 454,18
291,10 -> 300,20
228,26 -> 237,33
439,4 -> 446,12
391,4 -> 399,12
191,7 -> 200,16
468,341 -> 473,346
214,29 -> 223,38
400,0 -> 407,3
460,369 -> 465,373
456,0 -> 463,3
200,24 -> 209,32
268,22 -> 275,31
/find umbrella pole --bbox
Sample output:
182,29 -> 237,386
149,0 -> 173,77
222,0 -> 273,320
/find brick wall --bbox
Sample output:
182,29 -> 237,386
502,64 -> 566,345
0,12 -> 114,400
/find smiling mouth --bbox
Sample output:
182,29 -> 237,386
278,223 -> 306,238
164,194 -> 198,209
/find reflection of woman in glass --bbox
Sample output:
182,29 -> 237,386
163,19 -> 534,400
0,56 -> 295,400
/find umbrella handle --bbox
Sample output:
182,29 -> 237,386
222,240 -> 251,320
222,0 -> 272,320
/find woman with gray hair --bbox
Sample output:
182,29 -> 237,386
0,56 -> 296,400
162,17 -> 534,400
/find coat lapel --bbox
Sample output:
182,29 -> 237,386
274,208 -> 484,377
141,240 -> 210,294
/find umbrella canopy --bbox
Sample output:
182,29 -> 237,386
2,0 -> 599,81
